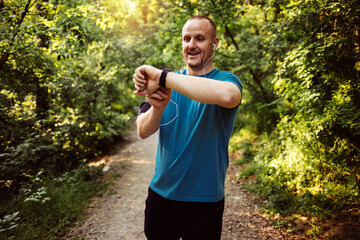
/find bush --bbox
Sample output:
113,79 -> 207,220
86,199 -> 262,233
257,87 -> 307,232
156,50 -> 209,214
0,165 -> 106,240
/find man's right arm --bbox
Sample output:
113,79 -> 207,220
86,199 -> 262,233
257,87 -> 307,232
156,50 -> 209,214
136,87 -> 171,139
136,106 -> 164,139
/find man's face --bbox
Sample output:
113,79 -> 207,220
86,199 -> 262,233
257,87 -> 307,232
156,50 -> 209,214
182,19 -> 216,73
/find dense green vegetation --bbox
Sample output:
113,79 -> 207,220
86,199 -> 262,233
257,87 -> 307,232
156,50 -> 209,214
1,0 -> 359,239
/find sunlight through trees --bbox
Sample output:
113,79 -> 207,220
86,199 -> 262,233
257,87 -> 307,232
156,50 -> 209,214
1,0 -> 359,238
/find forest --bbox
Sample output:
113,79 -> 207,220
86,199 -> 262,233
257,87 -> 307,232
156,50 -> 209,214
0,0 -> 359,239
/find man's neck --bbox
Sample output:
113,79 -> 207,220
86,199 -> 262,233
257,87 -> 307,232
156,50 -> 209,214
187,64 -> 215,76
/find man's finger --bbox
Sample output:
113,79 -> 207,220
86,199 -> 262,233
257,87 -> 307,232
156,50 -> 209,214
135,66 -> 146,80
134,84 -> 144,91
154,89 -> 168,99
159,86 -> 172,94
148,93 -> 164,100
133,76 -> 146,86
134,89 -> 150,96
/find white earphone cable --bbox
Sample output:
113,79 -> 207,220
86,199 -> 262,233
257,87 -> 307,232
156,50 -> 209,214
160,45 -> 214,127
203,47 -> 216,78
159,99 -> 178,127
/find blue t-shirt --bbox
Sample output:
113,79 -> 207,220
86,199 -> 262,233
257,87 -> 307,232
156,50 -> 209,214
149,68 -> 243,202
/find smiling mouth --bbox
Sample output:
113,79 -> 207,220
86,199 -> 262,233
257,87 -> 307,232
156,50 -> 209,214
188,52 -> 200,56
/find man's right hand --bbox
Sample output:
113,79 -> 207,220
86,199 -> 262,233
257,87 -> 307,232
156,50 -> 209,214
146,87 -> 172,110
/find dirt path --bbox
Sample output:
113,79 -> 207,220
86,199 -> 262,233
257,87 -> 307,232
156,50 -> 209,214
65,130 -> 302,240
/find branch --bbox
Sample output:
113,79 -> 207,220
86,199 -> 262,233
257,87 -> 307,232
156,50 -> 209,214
0,0 -> 37,71
209,0 -> 240,51
224,24 -> 239,51
18,34 -> 37,52
248,67 -> 271,103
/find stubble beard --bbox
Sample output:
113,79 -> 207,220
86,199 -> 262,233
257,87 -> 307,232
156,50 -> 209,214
187,60 -> 204,72
187,54 -> 214,74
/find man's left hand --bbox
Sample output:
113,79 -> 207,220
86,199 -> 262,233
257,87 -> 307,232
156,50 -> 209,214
133,65 -> 161,96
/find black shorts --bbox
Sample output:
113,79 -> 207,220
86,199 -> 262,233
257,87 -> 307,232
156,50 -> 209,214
144,187 -> 225,240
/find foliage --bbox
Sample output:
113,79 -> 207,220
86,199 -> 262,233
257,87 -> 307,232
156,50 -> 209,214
0,0 -> 154,238
1,0 -> 360,238
0,0 -> 144,194
228,0 -> 360,235
0,165 -> 105,240
262,0 -> 360,215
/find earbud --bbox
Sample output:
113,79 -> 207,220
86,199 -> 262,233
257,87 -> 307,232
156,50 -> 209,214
213,43 -> 216,50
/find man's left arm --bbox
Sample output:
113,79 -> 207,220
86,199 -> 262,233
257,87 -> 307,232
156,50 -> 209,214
133,65 -> 242,108
166,71 -> 241,108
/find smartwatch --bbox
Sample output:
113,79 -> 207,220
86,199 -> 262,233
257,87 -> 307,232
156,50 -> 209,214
159,68 -> 171,87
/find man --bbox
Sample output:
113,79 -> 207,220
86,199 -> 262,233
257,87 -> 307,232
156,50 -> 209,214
133,16 -> 242,240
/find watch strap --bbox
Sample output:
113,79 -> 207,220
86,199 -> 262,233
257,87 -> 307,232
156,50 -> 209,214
159,68 -> 171,87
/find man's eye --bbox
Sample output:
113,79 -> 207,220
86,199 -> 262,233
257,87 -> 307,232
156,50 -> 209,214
197,37 -> 204,41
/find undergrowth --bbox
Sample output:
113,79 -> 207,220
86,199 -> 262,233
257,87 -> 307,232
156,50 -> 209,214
0,165 -> 107,240
229,130 -> 360,239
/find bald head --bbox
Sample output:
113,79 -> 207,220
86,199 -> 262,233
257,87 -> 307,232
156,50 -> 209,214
183,16 -> 217,39
181,15 -> 219,75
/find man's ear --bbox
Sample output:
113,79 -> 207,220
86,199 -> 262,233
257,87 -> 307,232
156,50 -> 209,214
213,38 -> 219,50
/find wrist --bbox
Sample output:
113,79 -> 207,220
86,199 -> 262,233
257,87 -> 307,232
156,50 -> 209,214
159,68 -> 171,87
151,103 -> 167,113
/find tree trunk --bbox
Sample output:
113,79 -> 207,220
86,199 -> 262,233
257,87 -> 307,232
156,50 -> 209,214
35,0 -> 49,119
36,0 -> 49,48
249,68 -> 271,103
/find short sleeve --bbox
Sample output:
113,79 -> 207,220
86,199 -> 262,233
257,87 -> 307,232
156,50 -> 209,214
137,101 -> 151,117
224,72 -> 243,94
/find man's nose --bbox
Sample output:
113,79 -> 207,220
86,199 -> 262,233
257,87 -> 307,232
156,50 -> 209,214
189,39 -> 196,49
